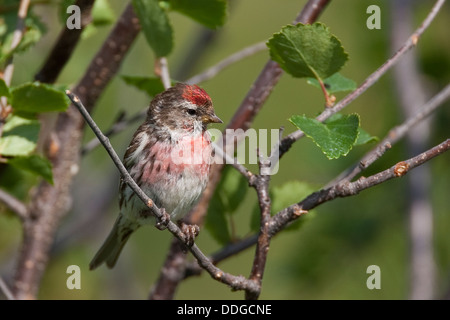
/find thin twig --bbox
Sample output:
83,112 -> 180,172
186,42 -> 267,85
155,57 -> 171,90
81,110 -> 146,155
66,90 -> 260,295
279,0 -> 446,158
0,276 -> 15,300
0,189 -> 28,221
269,139 -> 450,237
246,155 -> 272,300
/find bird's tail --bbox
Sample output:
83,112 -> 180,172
89,217 -> 136,270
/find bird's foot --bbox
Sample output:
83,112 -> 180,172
155,208 -> 170,230
179,222 -> 200,248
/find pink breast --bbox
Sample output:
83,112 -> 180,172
143,134 -> 212,184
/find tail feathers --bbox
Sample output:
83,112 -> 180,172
89,218 -> 135,270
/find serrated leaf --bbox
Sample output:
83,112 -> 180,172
0,115 -> 40,156
0,78 -> 10,98
132,0 -> 173,57
121,76 -> 166,97
290,114 -> 359,159
307,72 -> 356,94
92,0 -> 115,26
170,0 -> 227,29
11,82 -> 69,113
267,23 -> 348,80
8,155 -> 53,184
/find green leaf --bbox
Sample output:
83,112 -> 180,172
8,155 -> 53,184
0,11 -> 46,66
272,181 -> 315,231
290,114 -> 359,159
0,115 -> 40,156
205,166 -> 247,245
170,0 -> 227,29
250,181 -> 315,232
307,72 -> 357,94
0,78 -> 11,98
267,23 -> 348,80
132,0 -> 173,57
121,76 -> 167,97
355,127 -> 378,146
205,193 -> 231,245
80,24 -> 98,40
92,0 -> 115,26
10,82 -> 70,113
217,165 -> 248,214
326,113 -> 378,146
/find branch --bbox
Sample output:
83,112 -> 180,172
154,57 -> 171,90
246,156 -> 272,300
268,139 -> 450,237
279,0 -> 447,158
0,188 -> 28,221
182,140 -> 450,284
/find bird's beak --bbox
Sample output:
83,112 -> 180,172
203,113 -> 223,124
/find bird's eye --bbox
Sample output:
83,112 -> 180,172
187,109 -> 197,116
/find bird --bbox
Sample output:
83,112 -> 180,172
89,83 -> 222,270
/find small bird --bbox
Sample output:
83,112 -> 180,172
89,83 -> 222,270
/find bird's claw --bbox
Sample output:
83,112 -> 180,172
180,222 -> 200,248
155,208 -> 170,230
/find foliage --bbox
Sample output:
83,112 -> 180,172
0,0 -> 448,301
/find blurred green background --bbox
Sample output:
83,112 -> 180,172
1,0 -> 449,299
